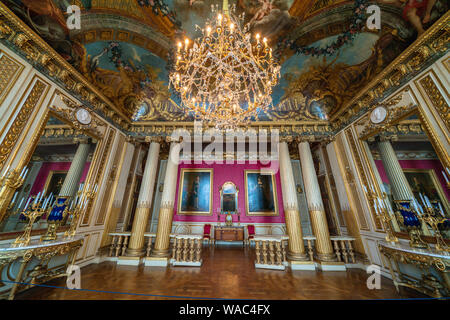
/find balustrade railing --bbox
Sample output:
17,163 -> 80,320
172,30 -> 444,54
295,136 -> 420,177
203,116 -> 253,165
330,236 -> 356,264
108,232 -> 155,258
254,235 -> 288,270
170,234 -> 203,266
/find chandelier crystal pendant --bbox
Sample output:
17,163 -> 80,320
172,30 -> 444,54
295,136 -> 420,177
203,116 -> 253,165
168,2 -> 281,130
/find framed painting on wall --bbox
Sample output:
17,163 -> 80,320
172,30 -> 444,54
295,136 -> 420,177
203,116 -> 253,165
244,170 -> 278,216
43,170 -> 68,197
178,168 -> 213,215
403,168 -> 450,215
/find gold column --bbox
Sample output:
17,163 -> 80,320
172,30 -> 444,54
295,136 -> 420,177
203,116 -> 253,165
284,206 -> 309,261
151,203 -> 174,257
150,141 -> 180,259
279,142 -> 308,261
298,141 -> 336,262
309,208 -> 335,261
126,141 -> 160,256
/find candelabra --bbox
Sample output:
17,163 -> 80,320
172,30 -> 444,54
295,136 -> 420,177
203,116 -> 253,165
364,184 -> 398,243
0,166 -> 28,223
41,196 -> 68,241
415,197 -> 449,252
65,184 -> 97,238
13,201 -> 46,246
394,200 -> 428,249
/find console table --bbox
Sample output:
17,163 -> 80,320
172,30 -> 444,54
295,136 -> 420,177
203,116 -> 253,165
0,236 -> 83,300
214,226 -> 244,244
379,241 -> 450,298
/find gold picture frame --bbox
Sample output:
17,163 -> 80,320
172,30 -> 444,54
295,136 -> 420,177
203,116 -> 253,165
177,168 -> 213,216
244,170 -> 278,216
43,170 -> 68,197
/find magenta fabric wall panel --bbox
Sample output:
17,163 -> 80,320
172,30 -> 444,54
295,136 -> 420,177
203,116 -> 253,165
173,161 -> 286,223
30,162 -> 91,195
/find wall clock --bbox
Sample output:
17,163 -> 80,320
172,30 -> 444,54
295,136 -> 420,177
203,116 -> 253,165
75,108 -> 92,125
370,106 -> 388,124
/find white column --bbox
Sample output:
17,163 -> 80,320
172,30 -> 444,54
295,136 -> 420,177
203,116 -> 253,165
59,141 -> 90,198
377,138 -> 430,235
151,141 -> 181,258
299,141 -> 335,262
279,142 -> 308,262
126,141 -> 160,256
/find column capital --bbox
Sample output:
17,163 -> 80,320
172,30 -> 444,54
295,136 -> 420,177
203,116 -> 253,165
73,137 -> 90,144
378,133 -> 398,142
144,136 -> 164,144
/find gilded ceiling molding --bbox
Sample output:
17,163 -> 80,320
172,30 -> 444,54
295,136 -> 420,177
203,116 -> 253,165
130,121 -> 333,138
0,78 -> 47,171
357,87 -> 416,140
50,92 -> 107,139
0,3 -> 130,130
332,11 -> 450,130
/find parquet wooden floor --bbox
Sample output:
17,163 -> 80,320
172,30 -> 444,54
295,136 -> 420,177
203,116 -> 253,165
16,245 -> 425,300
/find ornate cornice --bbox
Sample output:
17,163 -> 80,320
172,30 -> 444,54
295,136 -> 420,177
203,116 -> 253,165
332,11 -> 450,130
0,3 -> 130,130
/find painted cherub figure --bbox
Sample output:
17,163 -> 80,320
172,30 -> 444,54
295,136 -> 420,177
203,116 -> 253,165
378,0 -> 437,36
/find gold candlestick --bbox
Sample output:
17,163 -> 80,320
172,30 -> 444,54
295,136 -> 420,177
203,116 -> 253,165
377,208 -> 398,243
419,206 -> 449,252
0,169 -> 25,223
13,202 -> 46,246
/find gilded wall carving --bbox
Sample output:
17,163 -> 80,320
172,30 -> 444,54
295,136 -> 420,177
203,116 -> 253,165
0,78 -> 47,170
418,74 -> 450,133
0,50 -> 22,105
81,128 -> 115,226
344,127 -> 378,230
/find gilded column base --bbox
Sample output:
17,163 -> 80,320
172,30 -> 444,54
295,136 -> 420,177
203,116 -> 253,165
150,248 -> 171,258
151,205 -> 174,258
287,251 -> 309,262
125,247 -> 146,257
316,252 -> 337,262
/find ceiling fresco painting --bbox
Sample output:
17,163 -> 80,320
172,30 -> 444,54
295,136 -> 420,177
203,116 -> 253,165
79,40 -> 184,120
2,0 -> 448,124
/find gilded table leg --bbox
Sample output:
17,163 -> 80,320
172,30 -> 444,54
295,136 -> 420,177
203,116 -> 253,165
8,258 -> 29,300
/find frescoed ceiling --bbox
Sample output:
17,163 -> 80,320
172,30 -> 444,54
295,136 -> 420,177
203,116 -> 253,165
3,0 -> 448,124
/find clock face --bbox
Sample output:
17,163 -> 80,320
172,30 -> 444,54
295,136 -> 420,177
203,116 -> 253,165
370,106 -> 387,124
75,108 -> 92,125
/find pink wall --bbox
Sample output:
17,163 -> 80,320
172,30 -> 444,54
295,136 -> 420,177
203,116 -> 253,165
375,159 -> 450,200
173,161 -> 285,224
30,162 -> 91,195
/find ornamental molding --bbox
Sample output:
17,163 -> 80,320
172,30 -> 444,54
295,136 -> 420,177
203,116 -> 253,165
0,3 -> 130,130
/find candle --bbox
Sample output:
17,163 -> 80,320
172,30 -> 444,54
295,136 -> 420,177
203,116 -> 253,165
34,192 -> 41,204
2,165 -> 10,178
24,197 -> 31,210
19,167 -> 25,178
443,170 -> 450,184
363,185 -> 367,193
419,193 -> 426,206
373,201 -> 379,214
17,197 -> 24,210
11,191 -> 18,204
23,168 -> 29,179
94,184 -> 98,193
446,167 -> 450,177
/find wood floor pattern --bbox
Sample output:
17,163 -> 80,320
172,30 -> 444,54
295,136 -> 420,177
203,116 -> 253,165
17,245 -> 425,300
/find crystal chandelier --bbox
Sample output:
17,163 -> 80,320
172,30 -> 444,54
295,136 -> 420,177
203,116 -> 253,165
168,2 -> 280,129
